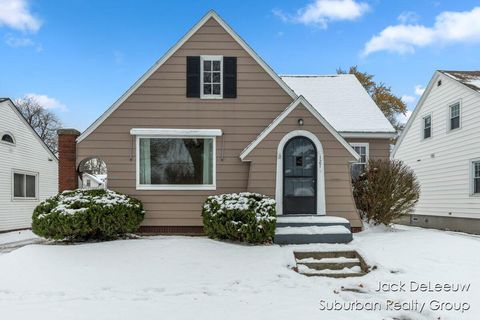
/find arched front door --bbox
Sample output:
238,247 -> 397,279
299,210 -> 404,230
283,136 -> 317,215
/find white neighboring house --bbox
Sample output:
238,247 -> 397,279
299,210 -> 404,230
0,98 -> 58,232
81,173 -> 107,189
393,70 -> 480,234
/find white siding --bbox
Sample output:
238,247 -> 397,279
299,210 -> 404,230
394,74 -> 480,219
0,100 -> 58,231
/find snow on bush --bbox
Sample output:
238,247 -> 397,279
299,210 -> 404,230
202,192 -> 276,244
32,189 -> 144,241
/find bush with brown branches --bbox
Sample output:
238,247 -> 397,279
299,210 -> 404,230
352,159 -> 420,225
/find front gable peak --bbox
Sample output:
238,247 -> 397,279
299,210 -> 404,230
77,10 -> 297,143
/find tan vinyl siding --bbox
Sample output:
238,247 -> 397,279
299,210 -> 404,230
345,138 -> 391,160
244,104 -> 362,228
77,17 -> 366,228
77,18 -> 294,227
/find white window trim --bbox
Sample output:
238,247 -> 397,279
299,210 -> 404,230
134,134 -> 218,191
200,55 -> 223,99
447,100 -> 462,132
1,131 -> 16,146
422,113 -> 433,140
350,143 -> 369,164
11,169 -> 39,201
130,128 -> 222,137
470,158 -> 480,197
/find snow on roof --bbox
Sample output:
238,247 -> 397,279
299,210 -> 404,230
439,70 -> 480,93
280,74 -> 395,133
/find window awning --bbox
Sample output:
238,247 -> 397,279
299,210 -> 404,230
129,128 -> 222,137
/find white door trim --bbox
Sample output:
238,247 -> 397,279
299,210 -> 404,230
275,130 -> 326,216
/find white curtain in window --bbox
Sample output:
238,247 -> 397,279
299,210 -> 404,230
140,138 -> 151,184
203,139 -> 213,184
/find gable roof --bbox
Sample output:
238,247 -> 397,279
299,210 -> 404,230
392,70 -> 480,157
280,75 -> 396,134
0,98 -> 58,161
240,95 -> 360,161
77,10 -> 297,143
439,70 -> 480,93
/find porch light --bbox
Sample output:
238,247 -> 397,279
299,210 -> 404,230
298,118 -> 304,126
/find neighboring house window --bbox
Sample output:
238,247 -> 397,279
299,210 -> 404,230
86,179 -> 91,187
423,115 -> 432,139
137,137 -> 215,189
472,161 -> 480,195
350,143 -> 369,180
201,55 -> 222,99
13,171 -> 37,199
1,133 -> 14,144
449,102 -> 460,130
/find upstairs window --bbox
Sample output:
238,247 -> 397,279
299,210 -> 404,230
423,115 -> 432,139
13,171 -> 37,199
449,102 -> 460,131
1,133 -> 14,144
201,56 -> 223,99
350,143 -> 369,180
186,56 -> 236,99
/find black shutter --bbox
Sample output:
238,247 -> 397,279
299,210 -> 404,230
186,56 -> 200,98
223,57 -> 237,98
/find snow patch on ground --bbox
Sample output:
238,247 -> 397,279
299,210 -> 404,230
0,230 -> 39,246
0,226 -> 478,319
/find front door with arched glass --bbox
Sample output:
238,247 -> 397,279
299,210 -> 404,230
283,136 -> 317,214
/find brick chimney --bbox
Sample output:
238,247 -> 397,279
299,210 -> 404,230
57,129 -> 80,192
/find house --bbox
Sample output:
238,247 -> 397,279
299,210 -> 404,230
81,172 -> 107,189
0,98 -> 58,232
57,11 -> 395,240
392,70 -> 480,234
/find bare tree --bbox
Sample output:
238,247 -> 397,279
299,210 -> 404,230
80,158 -> 107,175
15,96 -> 62,153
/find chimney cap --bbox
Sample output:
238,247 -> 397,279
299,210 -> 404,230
57,128 -> 81,136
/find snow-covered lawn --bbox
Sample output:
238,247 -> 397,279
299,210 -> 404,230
0,230 -> 39,246
0,226 -> 478,320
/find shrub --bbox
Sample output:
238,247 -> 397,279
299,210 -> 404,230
202,192 -> 276,244
32,189 -> 144,241
352,159 -> 420,225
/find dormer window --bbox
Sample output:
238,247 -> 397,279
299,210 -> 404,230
1,133 -> 15,144
201,56 -> 223,99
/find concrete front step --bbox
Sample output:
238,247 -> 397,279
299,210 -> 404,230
299,261 -> 360,270
275,216 -> 353,244
301,271 -> 367,278
294,250 -> 358,260
275,225 -> 352,244
276,215 -> 351,228
294,250 -> 370,278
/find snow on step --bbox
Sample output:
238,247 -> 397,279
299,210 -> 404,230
296,257 -> 360,263
276,216 -> 349,224
275,225 -> 351,235
298,264 -> 362,274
